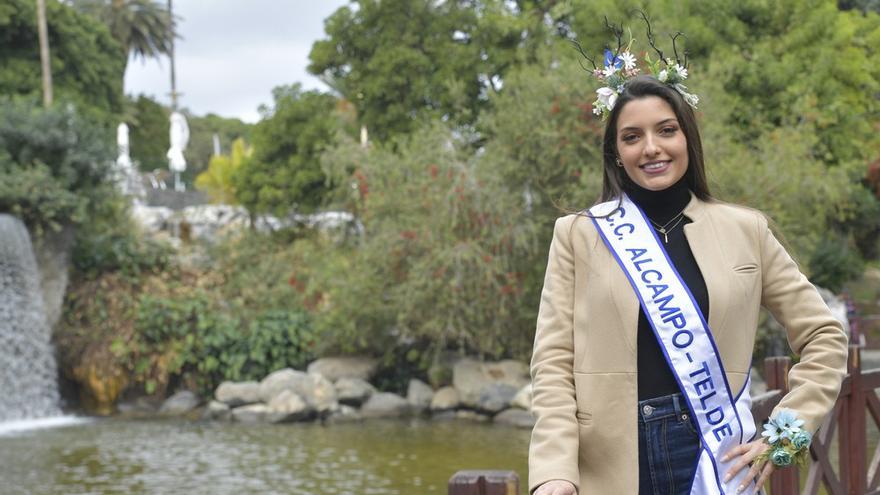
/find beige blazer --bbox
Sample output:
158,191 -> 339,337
528,196 -> 849,494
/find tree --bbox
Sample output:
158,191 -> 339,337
233,84 -> 341,216
195,137 -> 251,205
308,0 -> 530,141
310,123 -> 539,360
0,0 -> 126,117
69,0 -> 174,67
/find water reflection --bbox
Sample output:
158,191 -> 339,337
0,417 -> 529,494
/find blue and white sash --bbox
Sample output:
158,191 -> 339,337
590,195 -> 759,495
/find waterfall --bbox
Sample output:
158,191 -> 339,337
0,214 -> 62,421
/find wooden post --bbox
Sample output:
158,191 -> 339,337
448,470 -> 519,495
764,356 -> 799,494
847,344 -> 865,495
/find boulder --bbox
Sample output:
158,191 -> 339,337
258,368 -> 338,413
307,357 -> 378,382
511,384 -> 532,410
453,358 -> 529,408
308,372 -> 339,413
477,383 -> 519,413
215,381 -> 261,407
431,410 -> 457,421
202,400 -> 231,421
325,404 -> 362,424
360,392 -> 410,418
335,377 -> 375,407
407,379 -> 434,411
455,410 -> 491,422
231,403 -> 270,423
267,390 -> 314,423
493,409 -> 535,429
159,390 -> 201,415
430,386 -> 459,411
258,368 -> 310,403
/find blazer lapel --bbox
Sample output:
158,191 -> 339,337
683,196 -> 731,335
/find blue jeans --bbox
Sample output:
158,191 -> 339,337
638,392 -> 702,495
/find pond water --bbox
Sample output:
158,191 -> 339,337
0,417 -> 530,494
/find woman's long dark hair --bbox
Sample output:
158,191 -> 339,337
599,75 -> 712,202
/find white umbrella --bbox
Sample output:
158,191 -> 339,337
167,111 -> 189,191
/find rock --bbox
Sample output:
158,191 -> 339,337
477,383 -> 519,413
430,386 -> 459,411
493,409 -> 535,429
431,410 -> 457,421
117,397 -> 159,416
407,379 -> 434,411
258,368 -> 338,413
511,384 -> 532,410
426,351 -> 458,388
307,357 -> 378,382
308,372 -> 338,413
455,410 -> 491,422
202,400 -> 231,421
231,404 -> 270,423
335,377 -> 375,407
360,392 -> 410,418
215,381 -> 261,407
453,358 -> 530,408
267,390 -> 314,423
159,390 -> 201,415
258,368 -> 310,403
325,404 -> 362,424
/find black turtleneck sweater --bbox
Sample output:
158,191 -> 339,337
622,176 -> 710,400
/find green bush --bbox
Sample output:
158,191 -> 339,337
0,98 -> 116,235
131,288 -> 316,395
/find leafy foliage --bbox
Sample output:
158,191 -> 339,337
70,0 -> 175,63
127,94 -> 169,172
0,98 -> 117,235
308,0 -> 530,141
312,124 -> 539,360
233,84 -> 341,215
0,0 -> 126,117
194,137 -> 251,204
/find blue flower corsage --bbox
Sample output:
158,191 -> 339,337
756,409 -> 812,467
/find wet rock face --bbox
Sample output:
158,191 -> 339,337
0,214 -> 62,421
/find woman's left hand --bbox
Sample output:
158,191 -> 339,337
721,439 -> 775,493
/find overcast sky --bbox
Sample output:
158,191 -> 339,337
124,1 -> 350,123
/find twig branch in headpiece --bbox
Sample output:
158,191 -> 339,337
604,16 -> 625,60
638,11 -> 665,63
569,39 -> 597,72
670,32 -> 688,68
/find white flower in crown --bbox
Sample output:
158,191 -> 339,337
603,64 -> 620,78
658,69 -> 668,82
620,51 -> 637,70
675,64 -> 688,80
596,87 -> 618,111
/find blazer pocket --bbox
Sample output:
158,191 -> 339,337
576,411 -> 593,426
733,263 -> 758,274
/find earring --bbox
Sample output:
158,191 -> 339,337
615,158 -> 624,167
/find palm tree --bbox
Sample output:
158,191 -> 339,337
70,0 -> 175,66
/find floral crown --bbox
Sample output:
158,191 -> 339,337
573,14 -> 699,120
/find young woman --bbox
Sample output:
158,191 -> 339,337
528,72 -> 848,495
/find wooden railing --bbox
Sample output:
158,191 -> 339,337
449,344 -> 880,495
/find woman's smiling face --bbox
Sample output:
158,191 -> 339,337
615,95 -> 689,191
